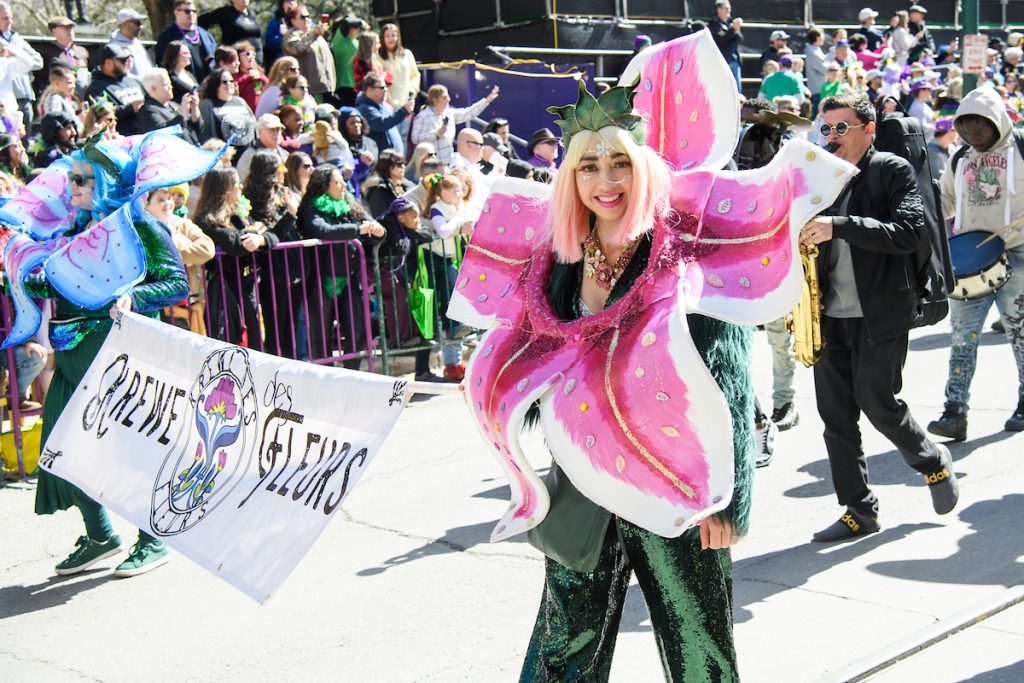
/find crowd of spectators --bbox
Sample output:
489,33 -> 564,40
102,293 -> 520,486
712,2 -> 1024,156
0,0 -> 566,402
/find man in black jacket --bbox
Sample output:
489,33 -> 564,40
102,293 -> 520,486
84,44 -> 144,136
708,1 -> 742,89
800,94 -> 958,542
136,68 -> 202,145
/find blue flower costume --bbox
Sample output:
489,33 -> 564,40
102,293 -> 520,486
1,130 -> 228,574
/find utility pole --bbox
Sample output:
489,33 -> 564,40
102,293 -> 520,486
963,0 -> 979,93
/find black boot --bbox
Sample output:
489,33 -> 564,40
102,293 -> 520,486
1006,397 -> 1024,432
927,402 -> 968,441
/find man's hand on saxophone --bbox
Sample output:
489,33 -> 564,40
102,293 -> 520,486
800,216 -> 834,245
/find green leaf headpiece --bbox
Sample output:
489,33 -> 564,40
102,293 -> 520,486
81,132 -> 122,183
546,77 -> 646,149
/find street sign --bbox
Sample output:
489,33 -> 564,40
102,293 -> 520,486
963,34 -> 988,75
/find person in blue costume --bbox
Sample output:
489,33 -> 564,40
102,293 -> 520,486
13,136 -> 201,578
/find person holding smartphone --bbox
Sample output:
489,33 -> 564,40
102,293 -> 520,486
410,83 -> 500,165
282,4 -> 336,100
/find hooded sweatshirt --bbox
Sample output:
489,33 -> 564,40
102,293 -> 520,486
941,87 -> 1024,249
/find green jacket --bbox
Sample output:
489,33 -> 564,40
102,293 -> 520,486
331,32 -> 358,89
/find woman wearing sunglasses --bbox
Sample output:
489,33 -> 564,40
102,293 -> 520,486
10,133 -> 223,579
198,65 -> 257,147
283,4 -> 336,101
255,55 -> 300,117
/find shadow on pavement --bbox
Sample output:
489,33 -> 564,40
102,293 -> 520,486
966,660 -> 1024,682
909,328 -> 1007,352
355,477 -> 547,576
868,495 -> 1024,587
783,430 -> 1017,500
614,522 -> 940,631
0,571 -> 110,620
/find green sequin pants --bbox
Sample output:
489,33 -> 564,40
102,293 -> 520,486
520,519 -> 739,683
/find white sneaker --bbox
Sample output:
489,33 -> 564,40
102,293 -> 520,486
755,419 -> 778,468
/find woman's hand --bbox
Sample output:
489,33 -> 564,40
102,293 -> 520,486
283,188 -> 299,216
359,151 -> 374,166
240,233 -> 265,252
699,515 -> 738,550
460,220 -> 475,235
486,86 -> 500,102
109,294 -> 132,319
361,221 -> 385,237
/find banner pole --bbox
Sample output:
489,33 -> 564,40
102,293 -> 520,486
406,380 -> 464,396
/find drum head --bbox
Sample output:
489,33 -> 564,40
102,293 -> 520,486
950,232 -> 1005,278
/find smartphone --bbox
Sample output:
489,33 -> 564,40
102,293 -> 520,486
442,116 -> 450,126
321,13 -> 330,24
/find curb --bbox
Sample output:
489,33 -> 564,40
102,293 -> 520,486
822,585 -> 1024,683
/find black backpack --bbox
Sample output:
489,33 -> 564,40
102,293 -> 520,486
870,106 -> 953,328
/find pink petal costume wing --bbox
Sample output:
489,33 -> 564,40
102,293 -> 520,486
675,141 -> 858,324
448,178 -> 555,540
450,31 -> 856,542
2,233 -> 69,347
619,28 -> 741,172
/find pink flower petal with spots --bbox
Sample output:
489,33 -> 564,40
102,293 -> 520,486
620,30 -> 741,172
447,178 -> 550,330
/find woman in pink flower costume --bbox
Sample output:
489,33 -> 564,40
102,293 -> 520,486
445,31 -> 856,679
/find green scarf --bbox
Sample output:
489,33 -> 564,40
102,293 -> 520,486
311,193 -> 350,217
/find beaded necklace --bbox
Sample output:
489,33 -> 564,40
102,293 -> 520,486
177,24 -> 201,45
582,229 -> 637,291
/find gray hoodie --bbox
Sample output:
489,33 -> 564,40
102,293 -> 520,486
940,87 -> 1024,249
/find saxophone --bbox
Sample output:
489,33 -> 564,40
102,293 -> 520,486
786,242 -> 825,367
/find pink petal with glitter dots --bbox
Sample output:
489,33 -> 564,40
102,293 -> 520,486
620,30 -> 741,172
540,296 -> 736,537
447,178 -> 550,330
681,140 -> 858,324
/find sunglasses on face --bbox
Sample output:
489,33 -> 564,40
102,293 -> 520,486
296,84 -> 309,90
287,65 -> 299,71
300,13 -> 311,19
177,8 -> 197,14
67,172 -> 95,187
819,121 -> 866,137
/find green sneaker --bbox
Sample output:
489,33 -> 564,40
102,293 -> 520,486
113,540 -> 170,578
55,534 -> 123,576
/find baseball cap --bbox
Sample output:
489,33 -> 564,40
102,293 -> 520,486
858,8 -> 879,22
97,44 -> 132,62
909,4 -> 928,13
115,8 -> 147,24
481,132 -> 509,154
257,114 -> 285,130
770,30 -> 790,41
47,16 -> 75,30
778,55 -> 793,67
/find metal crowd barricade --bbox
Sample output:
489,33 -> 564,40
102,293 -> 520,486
370,235 -> 473,376
200,238 -> 377,372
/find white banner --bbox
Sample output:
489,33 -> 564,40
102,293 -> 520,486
41,313 -> 409,603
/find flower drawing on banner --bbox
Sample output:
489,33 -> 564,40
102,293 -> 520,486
203,376 -> 239,420
446,29 -> 858,543
152,348 -> 259,537
173,375 -> 244,509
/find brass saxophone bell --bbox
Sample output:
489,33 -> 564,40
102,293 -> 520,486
787,242 -> 825,367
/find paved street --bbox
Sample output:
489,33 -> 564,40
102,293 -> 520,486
1,310 -> 1022,682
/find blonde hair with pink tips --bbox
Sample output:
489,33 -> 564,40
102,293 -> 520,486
546,126 -> 671,263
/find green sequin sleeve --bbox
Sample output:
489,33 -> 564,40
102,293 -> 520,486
22,271 -> 56,299
688,314 -> 755,537
127,220 -> 189,314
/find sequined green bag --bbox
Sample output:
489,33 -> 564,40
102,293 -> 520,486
526,464 -> 612,573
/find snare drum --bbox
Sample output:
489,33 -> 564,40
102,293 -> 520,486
948,232 -> 1012,300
